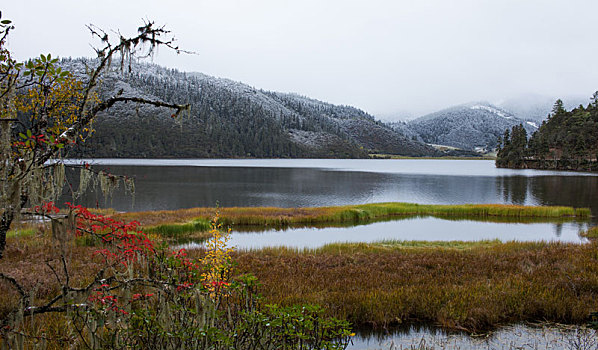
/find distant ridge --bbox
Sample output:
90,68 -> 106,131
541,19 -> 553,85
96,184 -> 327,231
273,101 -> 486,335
408,102 -> 537,152
62,59 -> 438,158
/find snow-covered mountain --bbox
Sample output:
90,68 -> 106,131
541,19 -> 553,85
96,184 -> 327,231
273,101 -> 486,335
408,102 -> 537,152
63,59 -> 438,158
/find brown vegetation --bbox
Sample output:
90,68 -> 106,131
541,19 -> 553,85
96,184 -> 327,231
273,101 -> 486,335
0,228 -> 101,321
2,207 -> 596,339
227,241 -> 598,333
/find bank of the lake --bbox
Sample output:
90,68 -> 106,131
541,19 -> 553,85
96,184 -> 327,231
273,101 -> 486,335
4,205 -> 597,344
116,203 -> 598,333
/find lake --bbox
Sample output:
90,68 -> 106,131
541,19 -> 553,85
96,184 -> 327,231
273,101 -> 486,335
350,323 -> 596,350
63,159 -> 598,218
61,158 -> 596,246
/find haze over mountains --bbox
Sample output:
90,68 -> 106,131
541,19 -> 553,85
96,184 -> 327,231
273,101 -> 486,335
61,59 -> 590,158
497,94 -> 589,123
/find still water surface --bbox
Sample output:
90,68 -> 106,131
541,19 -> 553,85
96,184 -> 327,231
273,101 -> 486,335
350,324 -> 596,350
63,159 -> 598,218
222,218 -> 588,249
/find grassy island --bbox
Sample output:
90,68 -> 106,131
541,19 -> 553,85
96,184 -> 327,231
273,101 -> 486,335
117,202 -> 591,239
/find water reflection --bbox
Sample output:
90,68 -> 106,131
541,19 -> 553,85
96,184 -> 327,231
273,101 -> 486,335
350,324 -> 597,350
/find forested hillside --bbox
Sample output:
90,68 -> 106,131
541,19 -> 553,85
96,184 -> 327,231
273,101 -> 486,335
62,59 -> 437,158
408,103 -> 537,152
496,95 -> 598,171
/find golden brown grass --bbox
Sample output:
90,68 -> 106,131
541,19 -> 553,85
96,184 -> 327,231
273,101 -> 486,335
582,226 -> 598,239
0,229 -> 102,323
3,212 -> 597,338
221,241 -> 598,333
114,203 -> 591,233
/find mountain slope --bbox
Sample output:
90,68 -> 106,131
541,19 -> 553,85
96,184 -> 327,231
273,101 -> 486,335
408,102 -> 537,152
63,59 -> 437,158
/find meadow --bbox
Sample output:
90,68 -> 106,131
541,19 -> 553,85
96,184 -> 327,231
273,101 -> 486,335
230,240 -> 598,332
124,203 -> 597,332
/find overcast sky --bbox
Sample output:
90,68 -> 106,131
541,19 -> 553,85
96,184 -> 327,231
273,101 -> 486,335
3,0 -> 598,118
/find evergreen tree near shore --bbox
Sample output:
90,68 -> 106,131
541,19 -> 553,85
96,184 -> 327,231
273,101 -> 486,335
496,93 -> 598,171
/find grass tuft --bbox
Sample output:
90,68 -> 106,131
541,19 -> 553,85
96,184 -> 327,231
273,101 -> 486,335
6,228 -> 36,238
581,226 -> 598,239
144,218 -> 212,238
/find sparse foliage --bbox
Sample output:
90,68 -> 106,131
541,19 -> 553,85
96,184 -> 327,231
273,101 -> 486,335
0,14 -> 189,258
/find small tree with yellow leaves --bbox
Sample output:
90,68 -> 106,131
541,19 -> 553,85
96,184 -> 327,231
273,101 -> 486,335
200,214 -> 234,299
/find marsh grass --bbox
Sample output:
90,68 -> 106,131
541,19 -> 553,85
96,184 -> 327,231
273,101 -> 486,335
225,240 -> 598,333
320,239 -> 504,252
6,227 -> 36,238
582,226 -> 598,239
144,218 -> 211,238
115,203 -> 591,237
239,240 -> 504,255
0,230 -> 103,335
3,211 -> 598,342
2,215 -> 354,350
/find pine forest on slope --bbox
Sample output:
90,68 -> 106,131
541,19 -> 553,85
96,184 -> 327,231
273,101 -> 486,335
63,59 -> 437,159
57,59 -> 582,159
407,102 -> 538,153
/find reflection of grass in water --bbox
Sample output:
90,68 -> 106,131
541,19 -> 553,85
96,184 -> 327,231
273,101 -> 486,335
232,214 -> 588,233
125,202 -> 591,238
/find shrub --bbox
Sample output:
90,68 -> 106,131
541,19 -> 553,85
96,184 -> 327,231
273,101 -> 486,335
0,204 -> 353,349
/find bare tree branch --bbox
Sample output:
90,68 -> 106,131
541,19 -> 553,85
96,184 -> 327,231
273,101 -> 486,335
0,273 -> 26,298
